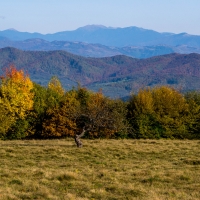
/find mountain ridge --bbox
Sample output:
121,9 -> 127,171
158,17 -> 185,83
0,37 -> 177,58
1,25 -> 199,47
1,25 -> 200,58
1,47 -> 200,98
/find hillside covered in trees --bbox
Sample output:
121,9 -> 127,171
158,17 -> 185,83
2,47 -> 200,98
0,66 -> 200,140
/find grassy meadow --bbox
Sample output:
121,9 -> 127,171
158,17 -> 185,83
0,139 -> 200,200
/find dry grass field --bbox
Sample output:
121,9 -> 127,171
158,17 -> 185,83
0,139 -> 200,200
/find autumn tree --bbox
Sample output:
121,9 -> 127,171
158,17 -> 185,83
127,86 -> 191,139
48,76 -> 65,96
0,66 -> 34,138
27,77 -> 66,138
127,88 -> 156,138
152,86 -> 189,138
41,90 -> 80,138
40,85 -> 128,145
75,89 -> 128,139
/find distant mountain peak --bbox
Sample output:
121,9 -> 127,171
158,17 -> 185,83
6,28 -> 18,32
178,32 -> 188,35
77,25 -> 109,31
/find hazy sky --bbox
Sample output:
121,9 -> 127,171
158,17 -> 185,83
1,0 -> 200,35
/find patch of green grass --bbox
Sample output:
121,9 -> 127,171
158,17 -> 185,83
9,179 -> 23,185
0,139 -> 199,199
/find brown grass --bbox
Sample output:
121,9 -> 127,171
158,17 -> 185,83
0,139 -> 200,200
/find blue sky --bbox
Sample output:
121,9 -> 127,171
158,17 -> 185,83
0,0 -> 200,35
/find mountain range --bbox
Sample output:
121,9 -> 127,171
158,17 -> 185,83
1,25 -> 200,98
1,25 -> 200,47
0,37 -> 176,59
1,47 -> 200,98
1,25 -> 200,58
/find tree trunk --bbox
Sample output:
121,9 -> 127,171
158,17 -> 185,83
74,127 -> 86,147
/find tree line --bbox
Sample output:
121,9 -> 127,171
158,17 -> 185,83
0,66 -> 200,140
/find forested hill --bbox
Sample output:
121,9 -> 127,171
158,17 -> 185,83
0,47 -> 139,86
1,47 -> 200,98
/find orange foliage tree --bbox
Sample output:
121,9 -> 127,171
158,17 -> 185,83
76,89 -> 127,138
41,86 -> 127,140
41,90 -> 80,138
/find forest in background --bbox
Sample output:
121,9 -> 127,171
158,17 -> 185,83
0,66 -> 200,140
2,47 -> 200,99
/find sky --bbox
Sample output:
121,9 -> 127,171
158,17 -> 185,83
0,0 -> 200,35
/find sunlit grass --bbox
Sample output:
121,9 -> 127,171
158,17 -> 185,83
0,139 -> 200,199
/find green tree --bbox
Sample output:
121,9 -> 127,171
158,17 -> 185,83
184,91 -> 200,138
29,82 -> 64,138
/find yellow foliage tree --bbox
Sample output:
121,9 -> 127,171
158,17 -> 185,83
0,66 -> 34,137
48,76 -> 65,96
127,86 -> 190,138
128,88 -> 155,138
152,86 -> 189,138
